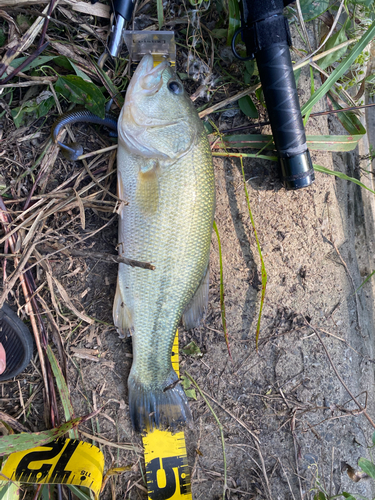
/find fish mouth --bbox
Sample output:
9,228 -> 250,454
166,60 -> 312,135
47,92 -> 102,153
137,54 -> 170,95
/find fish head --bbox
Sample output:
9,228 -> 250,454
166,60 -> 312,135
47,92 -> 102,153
119,54 -> 201,160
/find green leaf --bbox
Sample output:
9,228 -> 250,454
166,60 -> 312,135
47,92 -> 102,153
294,68 -> 301,87
238,95 -> 258,118
244,60 -> 254,76
185,388 -> 197,400
319,20 -> 349,70
11,91 -> 55,128
204,121 -> 213,134
372,431 -> 375,446
180,376 -> 197,399
313,492 -> 328,500
307,134 -> 364,151
301,21 -> 375,115
342,493 -> 359,500
8,55 -> 56,75
212,133 -> 364,152
226,0 -> 241,46
0,481 -> 20,500
52,56 -> 93,82
304,66 -> 315,126
182,341 -> 203,358
66,486 -> 91,500
180,375 -> 192,389
90,60 -> 125,109
46,346 -> 78,440
0,29 -> 6,48
358,458 -> 375,479
244,60 -> 255,85
55,75 -> 105,118
327,92 -> 366,135
313,164 -> 375,196
0,419 -> 82,457
300,0 -> 329,21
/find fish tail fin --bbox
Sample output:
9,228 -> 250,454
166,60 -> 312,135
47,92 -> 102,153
128,370 -> 192,433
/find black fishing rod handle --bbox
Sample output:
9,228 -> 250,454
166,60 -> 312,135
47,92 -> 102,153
256,42 -> 314,189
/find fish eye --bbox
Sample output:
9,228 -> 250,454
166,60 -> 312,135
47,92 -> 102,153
167,80 -> 183,94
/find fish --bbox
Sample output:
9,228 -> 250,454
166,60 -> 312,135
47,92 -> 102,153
113,54 -> 215,433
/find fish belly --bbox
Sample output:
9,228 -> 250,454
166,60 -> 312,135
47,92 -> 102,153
115,130 -> 215,432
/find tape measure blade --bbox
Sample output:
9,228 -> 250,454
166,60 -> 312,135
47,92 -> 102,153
142,331 -> 191,499
143,430 -> 191,500
0,439 -> 104,500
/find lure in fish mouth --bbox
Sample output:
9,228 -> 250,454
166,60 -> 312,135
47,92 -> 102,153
114,53 -> 215,433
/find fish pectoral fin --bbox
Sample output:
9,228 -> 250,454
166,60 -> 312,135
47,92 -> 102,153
136,159 -> 160,214
113,278 -> 133,338
182,264 -> 210,329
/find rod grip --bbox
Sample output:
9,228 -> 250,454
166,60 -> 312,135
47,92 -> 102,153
256,43 -> 314,189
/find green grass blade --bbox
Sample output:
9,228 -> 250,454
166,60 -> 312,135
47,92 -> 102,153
327,92 -> 366,135
90,60 -> 125,110
226,0 -> 241,46
307,135 -> 364,152
313,164 -> 375,195
358,458 -> 375,480
356,269 -> 375,293
157,0 -> 164,29
213,221 -> 231,358
0,419 -> 82,457
66,486 -> 91,500
240,156 -> 267,348
301,20 -> 375,115
0,482 -> 20,500
46,346 -> 78,440
213,133 -> 364,152
303,66 -> 315,126
212,151 -> 278,161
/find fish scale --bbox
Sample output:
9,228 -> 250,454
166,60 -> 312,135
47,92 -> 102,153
113,55 -> 215,432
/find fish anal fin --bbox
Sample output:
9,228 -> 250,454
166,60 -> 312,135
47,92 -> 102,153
136,159 -> 159,214
182,265 -> 209,329
113,278 -> 133,338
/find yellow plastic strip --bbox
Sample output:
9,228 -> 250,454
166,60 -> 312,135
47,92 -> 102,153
142,330 -> 192,499
171,329 -> 180,378
143,430 -> 191,499
0,438 -> 104,500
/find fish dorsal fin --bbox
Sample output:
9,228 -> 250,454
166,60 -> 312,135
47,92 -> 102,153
136,159 -> 160,214
113,278 -> 133,338
182,264 -> 209,329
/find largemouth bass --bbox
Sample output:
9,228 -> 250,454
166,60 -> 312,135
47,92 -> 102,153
113,54 -> 215,433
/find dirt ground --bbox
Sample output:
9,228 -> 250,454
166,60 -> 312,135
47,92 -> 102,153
1,5 -> 375,500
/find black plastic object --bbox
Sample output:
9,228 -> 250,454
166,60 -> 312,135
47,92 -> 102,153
108,0 -> 136,58
0,303 -> 33,381
51,108 -> 118,161
233,0 -> 315,190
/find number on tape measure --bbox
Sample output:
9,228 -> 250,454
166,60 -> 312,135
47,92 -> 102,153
143,430 -> 191,500
0,438 -> 104,499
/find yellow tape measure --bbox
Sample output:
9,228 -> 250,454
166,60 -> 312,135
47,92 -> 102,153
143,430 -> 191,500
0,438 -> 104,499
142,330 -> 192,500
